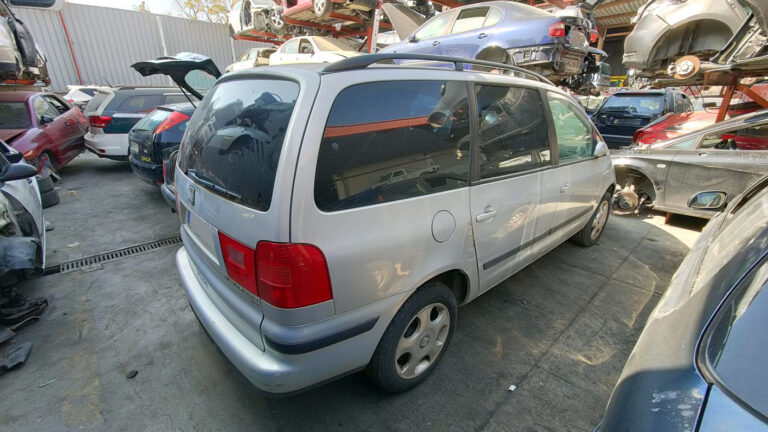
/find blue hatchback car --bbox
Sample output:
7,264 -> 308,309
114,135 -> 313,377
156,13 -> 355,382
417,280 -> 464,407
380,1 -> 591,80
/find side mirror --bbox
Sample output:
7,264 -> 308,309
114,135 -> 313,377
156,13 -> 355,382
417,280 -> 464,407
688,191 -> 727,211
39,115 -> 54,125
407,35 -> 417,43
0,163 -> 38,183
594,141 -> 609,157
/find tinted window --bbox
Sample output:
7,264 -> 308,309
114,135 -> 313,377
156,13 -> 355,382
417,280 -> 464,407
700,124 -> 768,150
80,88 -> 97,97
116,94 -> 163,113
415,11 -> 453,40
451,7 -> 488,34
475,85 -> 550,178
298,39 -> 314,55
132,109 -> 170,132
84,91 -> 109,113
180,79 -> 298,211
315,81 -> 470,212
547,95 -> 594,163
0,102 -> 31,129
599,94 -> 664,115
163,94 -> 189,105
703,259 -> 768,417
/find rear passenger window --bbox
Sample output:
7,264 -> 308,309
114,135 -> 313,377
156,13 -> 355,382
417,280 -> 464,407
117,94 -> 162,113
474,85 -> 550,178
315,81 -> 471,212
451,7 -> 489,34
163,94 -> 190,105
547,95 -> 594,163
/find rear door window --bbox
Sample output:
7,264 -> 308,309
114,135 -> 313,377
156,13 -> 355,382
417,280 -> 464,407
474,85 -> 551,178
315,80 -> 470,212
116,94 -> 163,113
180,79 -> 299,211
163,94 -> 189,105
451,7 -> 489,34
84,91 -> 110,113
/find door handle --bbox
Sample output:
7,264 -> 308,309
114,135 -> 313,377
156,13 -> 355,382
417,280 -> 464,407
475,206 -> 497,222
698,152 -> 709,157
432,40 -> 440,47
560,182 -> 571,193
477,32 -> 487,39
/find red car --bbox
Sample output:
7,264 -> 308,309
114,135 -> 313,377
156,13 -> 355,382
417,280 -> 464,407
0,90 -> 88,169
633,109 -> 758,147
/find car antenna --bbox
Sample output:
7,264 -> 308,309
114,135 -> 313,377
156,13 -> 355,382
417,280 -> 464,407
103,76 -> 112,87
177,85 -> 196,109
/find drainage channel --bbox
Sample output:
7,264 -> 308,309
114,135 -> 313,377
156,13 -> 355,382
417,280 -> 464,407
43,235 -> 182,276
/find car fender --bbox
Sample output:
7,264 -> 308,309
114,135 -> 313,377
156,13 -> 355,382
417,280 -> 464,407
1,175 -> 44,268
611,155 -> 665,201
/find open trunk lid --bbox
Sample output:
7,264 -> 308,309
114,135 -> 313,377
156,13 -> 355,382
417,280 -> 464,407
131,52 -> 222,100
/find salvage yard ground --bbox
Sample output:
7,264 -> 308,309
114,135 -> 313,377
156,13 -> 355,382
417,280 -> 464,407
0,153 -> 702,432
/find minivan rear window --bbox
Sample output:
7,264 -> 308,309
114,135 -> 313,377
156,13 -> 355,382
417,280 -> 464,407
84,91 -> 109,113
180,79 -> 299,211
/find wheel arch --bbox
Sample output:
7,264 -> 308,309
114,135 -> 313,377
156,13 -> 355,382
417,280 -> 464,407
614,164 -> 658,202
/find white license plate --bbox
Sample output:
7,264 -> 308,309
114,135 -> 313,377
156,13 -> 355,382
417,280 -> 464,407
186,209 -> 217,260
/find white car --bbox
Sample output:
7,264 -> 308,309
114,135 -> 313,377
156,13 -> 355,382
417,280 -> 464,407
63,85 -> 107,110
225,47 -> 276,73
268,36 -> 360,65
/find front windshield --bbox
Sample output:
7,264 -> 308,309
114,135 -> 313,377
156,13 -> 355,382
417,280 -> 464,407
313,37 -> 353,52
0,102 -> 32,129
599,94 -> 664,115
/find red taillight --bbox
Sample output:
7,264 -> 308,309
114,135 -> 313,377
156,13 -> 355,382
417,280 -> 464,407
218,232 -> 258,296
549,22 -> 566,38
154,111 -> 190,135
256,242 -> 332,309
633,129 -> 645,143
88,115 -> 112,128
590,30 -> 599,43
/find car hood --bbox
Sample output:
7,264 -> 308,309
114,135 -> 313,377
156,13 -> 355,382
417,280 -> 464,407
0,129 -> 28,143
381,2 -> 426,40
131,52 -> 222,100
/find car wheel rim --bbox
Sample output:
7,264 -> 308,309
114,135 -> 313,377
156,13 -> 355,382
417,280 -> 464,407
395,303 -> 450,380
314,0 -> 325,14
591,200 -> 609,240
271,10 -> 283,27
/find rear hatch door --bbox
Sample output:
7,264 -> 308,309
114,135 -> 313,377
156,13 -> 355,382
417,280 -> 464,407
132,52 -> 221,100
175,71 -> 317,349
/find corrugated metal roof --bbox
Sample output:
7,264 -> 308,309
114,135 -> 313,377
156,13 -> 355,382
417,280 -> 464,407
593,0 -> 646,27
13,3 -> 270,91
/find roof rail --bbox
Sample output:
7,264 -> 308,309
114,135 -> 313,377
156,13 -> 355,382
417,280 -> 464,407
321,53 -> 553,85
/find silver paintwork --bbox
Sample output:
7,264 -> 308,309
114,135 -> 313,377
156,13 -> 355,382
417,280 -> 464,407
176,64 -> 615,394
612,110 -> 768,219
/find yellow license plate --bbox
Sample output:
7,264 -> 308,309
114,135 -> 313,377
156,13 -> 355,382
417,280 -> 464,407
141,156 -> 151,162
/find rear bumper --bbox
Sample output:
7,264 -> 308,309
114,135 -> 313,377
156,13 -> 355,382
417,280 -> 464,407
160,183 -> 176,211
85,131 -> 129,160
128,155 -> 163,184
176,246 -> 403,394
508,44 -> 585,76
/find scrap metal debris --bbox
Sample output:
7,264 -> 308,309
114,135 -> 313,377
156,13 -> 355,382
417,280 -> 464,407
38,378 -> 56,388
0,342 -> 32,376
126,370 -> 138,379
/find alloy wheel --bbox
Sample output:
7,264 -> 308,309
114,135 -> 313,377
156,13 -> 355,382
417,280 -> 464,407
394,303 -> 450,379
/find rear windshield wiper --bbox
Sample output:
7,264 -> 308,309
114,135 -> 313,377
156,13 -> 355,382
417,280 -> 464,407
187,169 -> 242,200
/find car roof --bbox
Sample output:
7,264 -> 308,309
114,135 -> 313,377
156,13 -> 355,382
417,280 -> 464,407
0,91 -> 42,102
654,109 -> 768,148
158,102 -> 196,115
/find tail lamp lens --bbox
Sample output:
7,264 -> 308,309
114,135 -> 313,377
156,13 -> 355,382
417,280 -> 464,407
154,111 -> 190,135
218,232 -> 258,296
256,242 -> 332,309
88,115 -> 112,128
549,22 -> 566,38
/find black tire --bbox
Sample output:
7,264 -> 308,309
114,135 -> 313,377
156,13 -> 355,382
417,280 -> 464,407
572,190 -> 611,247
36,175 -> 54,193
366,282 -> 457,393
312,0 -> 332,18
40,189 -> 60,209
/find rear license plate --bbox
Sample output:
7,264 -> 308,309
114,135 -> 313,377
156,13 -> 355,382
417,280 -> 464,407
186,209 -> 217,260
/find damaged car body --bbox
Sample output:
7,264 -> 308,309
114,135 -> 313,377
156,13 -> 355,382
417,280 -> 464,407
611,110 -> 768,218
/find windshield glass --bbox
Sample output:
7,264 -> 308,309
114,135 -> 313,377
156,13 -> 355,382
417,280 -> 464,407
180,79 -> 299,211
131,109 -> 170,132
313,37 -> 353,52
0,102 -> 31,129
599,94 -> 664,115
185,70 -> 217,96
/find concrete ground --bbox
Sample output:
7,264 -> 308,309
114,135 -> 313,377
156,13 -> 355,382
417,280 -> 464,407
0,153 -> 703,432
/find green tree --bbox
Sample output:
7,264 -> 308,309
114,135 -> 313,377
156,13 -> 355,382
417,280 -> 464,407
172,0 -> 237,23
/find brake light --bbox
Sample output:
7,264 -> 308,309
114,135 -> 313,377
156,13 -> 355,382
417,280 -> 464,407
154,111 -> 190,135
256,242 -> 332,309
219,232 -> 258,296
549,22 -> 566,38
590,30 -> 599,43
633,129 -> 646,143
88,115 -> 112,128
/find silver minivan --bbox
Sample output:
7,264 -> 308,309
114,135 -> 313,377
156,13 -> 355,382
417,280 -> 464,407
175,55 -> 616,395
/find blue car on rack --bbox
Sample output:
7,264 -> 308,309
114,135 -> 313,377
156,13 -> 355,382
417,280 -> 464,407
380,1 -> 594,81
